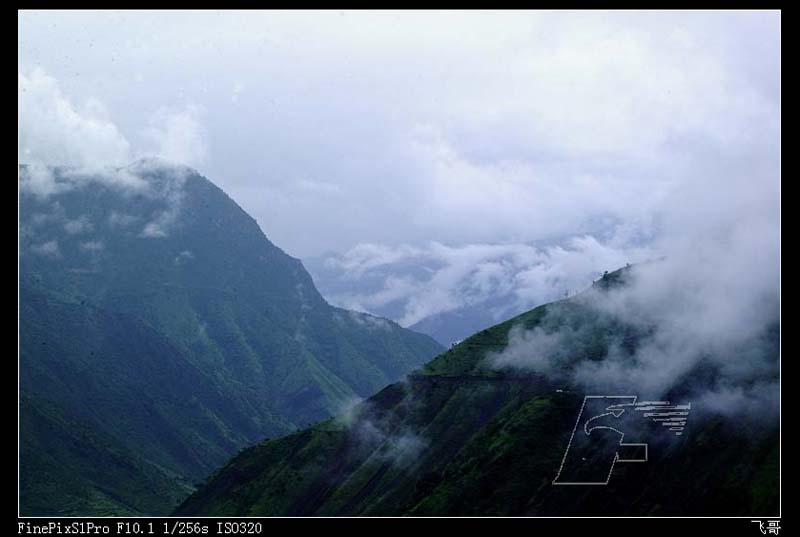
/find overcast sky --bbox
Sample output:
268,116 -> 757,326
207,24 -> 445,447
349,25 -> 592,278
18,10 -> 780,259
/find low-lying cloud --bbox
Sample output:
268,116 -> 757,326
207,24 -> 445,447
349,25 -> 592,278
19,160 -> 194,247
487,156 -> 780,418
311,235 -> 652,331
336,396 -> 428,468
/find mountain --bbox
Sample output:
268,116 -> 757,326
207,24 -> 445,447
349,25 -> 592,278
18,161 -> 443,516
176,266 -> 779,516
406,305 -> 514,349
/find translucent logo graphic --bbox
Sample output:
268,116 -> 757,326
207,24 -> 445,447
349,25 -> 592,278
553,395 -> 691,485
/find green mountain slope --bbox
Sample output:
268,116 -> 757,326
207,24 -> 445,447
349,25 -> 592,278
20,393 -> 192,516
176,267 -> 779,516
18,161 -> 443,515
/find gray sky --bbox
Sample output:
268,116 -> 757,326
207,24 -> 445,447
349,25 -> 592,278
18,10 -> 780,259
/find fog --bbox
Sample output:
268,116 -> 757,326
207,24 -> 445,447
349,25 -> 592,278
489,160 -> 780,414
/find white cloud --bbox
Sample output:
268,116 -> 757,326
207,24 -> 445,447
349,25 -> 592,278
132,162 -> 191,239
61,166 -> 150,193
173,249 -> 194,265
19,65 -> 210,174
314,236 -> 651,328
17,11 -> 780,256
107,211 -> 138,228
18,165 -> 65,198
346,310 -> 392,331
64,215 -> 94,235
19,161 -> 151,200
142,104 -> 207,168
490,324 -> 572,374
337,396 -> 428,468
19,68 -> 131,167
80,240 -> 104,252
30,240 -> 61,258
486,149 -> 780,411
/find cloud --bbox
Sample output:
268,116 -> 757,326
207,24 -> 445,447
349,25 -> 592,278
79,240 -> 104,252
694,381 -> 779,419
19,66 -> 209,175
312,236 -> 651,329
174,250 -> 194,265
137,165 -> 190,238
19,159 -> 193,241
18,11 -> 779,257
336,396 -> 428,468
490,324 -> 579,375
30,240 -> 61,258
61,166 -> 150,193
18,165 -> 65,198
19,68 -> 131,167
346,310 -> 392,331
142,104 -> 208,168
488,268 -> 778,418
107,211 -> 139,228
19,161 -> 151,201
17,67 -> 196,209
487,202 -> 779,415
64,215 -> 94,235
478,71 -> 780,413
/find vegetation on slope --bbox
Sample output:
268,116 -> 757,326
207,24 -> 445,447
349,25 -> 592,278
177,267 -> 779,516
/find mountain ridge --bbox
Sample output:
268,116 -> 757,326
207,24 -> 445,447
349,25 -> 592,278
175,265 -> 779,516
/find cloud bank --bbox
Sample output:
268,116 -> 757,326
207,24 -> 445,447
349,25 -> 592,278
311,235 -> 652,331
18,10 -> 780,257
487,151 -> 780,417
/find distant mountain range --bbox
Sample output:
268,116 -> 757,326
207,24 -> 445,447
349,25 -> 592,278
177,266 -> 779,516
18,161 -> 443,515
305,238 -> 638,346
306,249 -> 516,346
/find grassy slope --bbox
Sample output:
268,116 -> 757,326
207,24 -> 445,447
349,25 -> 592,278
20,394 -> 192,516
176,268 -> 779,516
